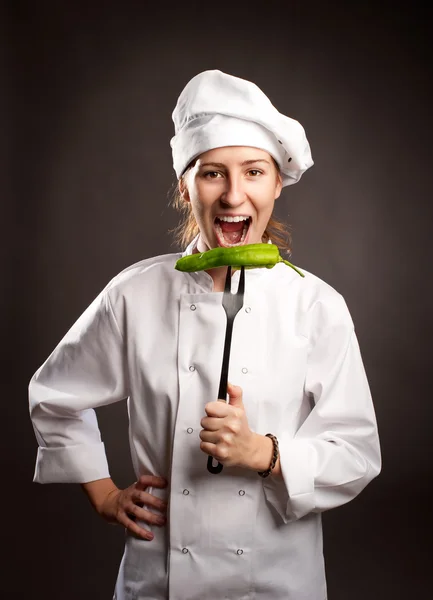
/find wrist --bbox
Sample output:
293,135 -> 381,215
81,478 -> 119,514
257,434 -> 280,478
247,433 -> 274,472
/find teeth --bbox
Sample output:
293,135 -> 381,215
217,215 -> 250,223
215,221 -> 249,247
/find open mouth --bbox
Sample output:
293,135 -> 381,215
213,216 -> 251,248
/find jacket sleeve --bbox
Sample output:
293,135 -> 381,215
29,288 -> 128,484
262,291 -> 381,523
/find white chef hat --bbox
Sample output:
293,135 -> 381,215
170,69 -> 313,187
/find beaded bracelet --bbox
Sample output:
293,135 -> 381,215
257,433 -> 279,478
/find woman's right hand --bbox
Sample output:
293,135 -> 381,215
83,475 -> 168,541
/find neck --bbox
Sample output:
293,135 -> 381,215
206,266 -> 231,292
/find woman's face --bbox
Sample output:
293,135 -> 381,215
181,146 -> 283,252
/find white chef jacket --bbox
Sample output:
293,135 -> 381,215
29,236 -> 381,600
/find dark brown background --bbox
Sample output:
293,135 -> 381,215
4,1 -> 432,598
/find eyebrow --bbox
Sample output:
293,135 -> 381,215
200,159 -> 271,168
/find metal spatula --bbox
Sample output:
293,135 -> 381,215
207,265 -> 245,474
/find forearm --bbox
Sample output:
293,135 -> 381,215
81,477 -> 119,513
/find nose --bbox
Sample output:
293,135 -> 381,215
220,175 -> 246,207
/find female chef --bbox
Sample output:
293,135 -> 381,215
29,70 -> 381,600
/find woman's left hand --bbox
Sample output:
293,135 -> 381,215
200,382 -> 255,468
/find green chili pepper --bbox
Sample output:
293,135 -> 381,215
174,243 -> 304,277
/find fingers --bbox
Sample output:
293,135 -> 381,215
199,430 -> 218,444
135,475 -> 168,490
204,401 -> 230,417
201,415 -> 241,435
127,501 -> 167,527
200,429 -> 232,445
132,489 -> 167,514
227,382 -> 243,395
200,440 -> 228,462
200,416 -> 221,431
123,505 -> 167,541
105,476 -> 168,541
117,511 -> 157,541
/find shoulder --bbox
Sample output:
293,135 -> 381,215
270,263 -> 354,334
272,262 -> 348,309
102,252 -> 182,297
298,267 -> 354,338
299,267 -> 349,311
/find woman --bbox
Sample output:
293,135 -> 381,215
29,70 -> 381,600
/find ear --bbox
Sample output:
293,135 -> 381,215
274,173 -> 283,200
178,177 -> 190,202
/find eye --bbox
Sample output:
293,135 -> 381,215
203,171 -> 222,179
247,169 -> 262,177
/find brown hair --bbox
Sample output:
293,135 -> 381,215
168,159 -> 293,255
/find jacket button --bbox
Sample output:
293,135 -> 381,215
187,427 -> 193,434
190,304 -> 196,311
189,365 -> 196,372
183,489 -> 190,495
238,490 -> 245,496
236,549 -> 244,555
182,547 -> 189,554
241,367 -> 248,374
245,307 -> 251,313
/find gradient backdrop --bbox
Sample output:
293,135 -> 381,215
5,1 -> 432,599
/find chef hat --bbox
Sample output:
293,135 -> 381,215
170,70 -> 313,187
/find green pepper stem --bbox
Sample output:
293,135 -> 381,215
280,258 -> 305,277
